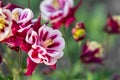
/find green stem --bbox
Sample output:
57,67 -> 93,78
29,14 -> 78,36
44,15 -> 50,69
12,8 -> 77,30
18,50 -> 23,72
58,61 -> 66,75
27,75 -> 32,80
2,58 -> 13,77
62,27 -> 72,67
14,50 -> 23,80
103,33 -> 111,58
27,0 -> 30,8
58,60 -> 69,80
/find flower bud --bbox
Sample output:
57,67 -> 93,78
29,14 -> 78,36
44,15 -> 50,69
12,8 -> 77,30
72,22 -> 85,41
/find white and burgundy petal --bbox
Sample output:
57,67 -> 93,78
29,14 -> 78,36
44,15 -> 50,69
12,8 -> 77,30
49,29 -> 62,39
28,49 -> 41,63
47,51 -> 60,58
12,8 -> 23,21
26,28 -> 38,45
54,51 -> 64,59
19,8 -> 34,24
47,37 -> 65,51
12,8 -> 34,24
28,46 -> 47,64
44,57 -> 57,65
38,25 -> 52,41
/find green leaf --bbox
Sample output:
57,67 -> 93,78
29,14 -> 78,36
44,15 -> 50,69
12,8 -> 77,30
71,61 -> 83,77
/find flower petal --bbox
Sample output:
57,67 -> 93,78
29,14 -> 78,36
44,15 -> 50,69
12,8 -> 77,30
44,57 -> 57,65
47,37 -> 65,51
19,8 -> 34,24
24,57 -> 37,76
26,28 -> 38,46
28,49 -> 41,64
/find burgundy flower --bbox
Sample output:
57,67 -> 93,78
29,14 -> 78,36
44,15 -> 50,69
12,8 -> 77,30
3,8 -> 34,51
72,22 -> 85,41
104,15 -> 120,34
24,24 -> 65,76
40,0 -> 82,29
0,1 -> 34,51
80,41 -> 103,64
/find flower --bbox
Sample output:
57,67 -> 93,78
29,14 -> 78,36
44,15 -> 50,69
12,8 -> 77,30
0,8 -> 13,42
80,41 -> 103,64
3,8 -> 34,51
25,24 -> 65,76
40,0 -> 82,29
104,15 -> 120,34
72,22 -> 85,41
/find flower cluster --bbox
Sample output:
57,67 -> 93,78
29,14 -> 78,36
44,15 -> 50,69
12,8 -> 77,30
0,0 -> 108,77
0,1 -> 65,76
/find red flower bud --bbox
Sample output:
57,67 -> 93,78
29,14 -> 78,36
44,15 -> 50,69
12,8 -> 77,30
72,22 -> 85,41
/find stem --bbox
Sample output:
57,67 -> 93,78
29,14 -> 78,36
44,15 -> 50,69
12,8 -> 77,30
2,58 -> 13,77
103,33 -> 111,59
14,50 -> 23,80
18,50 -> 23,80
62,27 -> 72,67
74,0 -> 82,11
58,61 -> 69,80
27,0 -> 30,8
58,61 -> 66,75
27,75 -> 32,80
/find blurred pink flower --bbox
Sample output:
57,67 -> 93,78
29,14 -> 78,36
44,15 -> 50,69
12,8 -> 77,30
72,22 -> 85,41
80,41 -> 103,64
40,0 -> 82,29
104,15 -> 120,34
25,24 -> 65,76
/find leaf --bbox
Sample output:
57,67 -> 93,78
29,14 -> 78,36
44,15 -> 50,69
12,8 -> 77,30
71,61 -> 83,77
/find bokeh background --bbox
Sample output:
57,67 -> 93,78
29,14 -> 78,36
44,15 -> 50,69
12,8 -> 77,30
1,0 -> 120,80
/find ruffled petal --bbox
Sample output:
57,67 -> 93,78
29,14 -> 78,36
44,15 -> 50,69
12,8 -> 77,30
44,57 -> 57,65
26,28 -> 38,47
19,8 -> 34,24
